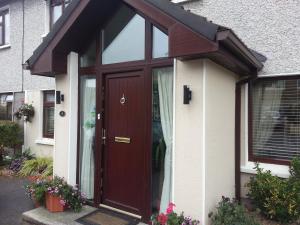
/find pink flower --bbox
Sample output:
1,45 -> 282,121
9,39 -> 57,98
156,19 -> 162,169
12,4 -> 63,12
59,199 -> 66,206
157,213 -> 168,225
166,203 -> 176,214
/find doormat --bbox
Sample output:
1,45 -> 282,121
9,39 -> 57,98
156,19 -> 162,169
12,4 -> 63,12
76,207 -> 140,225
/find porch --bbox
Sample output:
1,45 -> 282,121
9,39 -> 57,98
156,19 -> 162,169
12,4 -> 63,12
22,206 -> 147,225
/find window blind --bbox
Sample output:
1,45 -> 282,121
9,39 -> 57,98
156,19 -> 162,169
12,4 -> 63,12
251,79 -> 300,161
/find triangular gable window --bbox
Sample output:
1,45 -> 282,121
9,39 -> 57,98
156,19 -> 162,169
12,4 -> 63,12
101,4 -> 145,65
152,26 -> 169,59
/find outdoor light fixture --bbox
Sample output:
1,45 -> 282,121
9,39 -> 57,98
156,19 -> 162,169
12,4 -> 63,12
56,91 -> 64,104
183,85 -> 192,104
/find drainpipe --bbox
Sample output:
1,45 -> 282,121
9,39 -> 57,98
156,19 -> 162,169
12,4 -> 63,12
235,76 -> 252,201
21,0 -> 25,92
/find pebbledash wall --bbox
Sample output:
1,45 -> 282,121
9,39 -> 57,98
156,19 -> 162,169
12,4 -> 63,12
182,0 -> 300,196
0,0 -> 54,157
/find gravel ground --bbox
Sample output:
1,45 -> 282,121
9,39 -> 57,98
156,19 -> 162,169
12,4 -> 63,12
0,176 -> 34,225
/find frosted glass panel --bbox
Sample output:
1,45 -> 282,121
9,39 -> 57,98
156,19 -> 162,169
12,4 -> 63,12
102,5 -> 145,64
153,27 -> 168,58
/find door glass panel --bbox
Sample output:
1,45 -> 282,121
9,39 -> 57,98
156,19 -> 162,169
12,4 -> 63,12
102,4 -> 145,64
152,26 -> 169,58
152,67 -> 173,213
79,75 -> 96,200
80,39 -> 96,68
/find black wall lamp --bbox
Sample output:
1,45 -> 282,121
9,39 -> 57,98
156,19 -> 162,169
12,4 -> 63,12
56,91 -> 64,104
183,85 -> 192,105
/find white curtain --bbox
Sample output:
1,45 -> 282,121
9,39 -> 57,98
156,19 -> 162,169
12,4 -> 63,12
253,82 -> 283,156
80,78 -> 96,199
156,67 -> 174,213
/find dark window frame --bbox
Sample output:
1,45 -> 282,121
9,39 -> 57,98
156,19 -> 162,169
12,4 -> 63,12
50,0 -> 71,28
248,75 -> 300,166
43,90 -> 55,139
0,9 -> 9,46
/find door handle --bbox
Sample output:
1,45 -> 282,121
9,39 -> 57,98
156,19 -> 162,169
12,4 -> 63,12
102,128 -> 106,145
115,137 -> 131,144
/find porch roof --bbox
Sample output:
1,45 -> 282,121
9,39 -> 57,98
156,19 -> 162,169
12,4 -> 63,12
26,0 -> 264,77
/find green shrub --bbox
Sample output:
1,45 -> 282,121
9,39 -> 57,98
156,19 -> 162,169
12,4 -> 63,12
209,197 -> 259,225
247,159 -> 300,223
0,121 -> 22,161
19,158 -> 53,178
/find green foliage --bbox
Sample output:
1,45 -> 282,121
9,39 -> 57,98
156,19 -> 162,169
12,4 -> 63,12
0,120 -> 22,149
209,197 -> 259,225
19,158 -> 53,178
25,180 -> 47,204
0,121 -> 22,161
247,159 -> 300,223
15,104 -> 34,122
289,157 -> 300,181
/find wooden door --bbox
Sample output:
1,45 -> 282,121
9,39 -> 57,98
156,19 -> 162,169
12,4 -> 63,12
102,70 -> 147,217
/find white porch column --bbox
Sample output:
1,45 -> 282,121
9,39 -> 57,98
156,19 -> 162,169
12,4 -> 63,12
67,52 -> 79,185
54,52 -> 78,185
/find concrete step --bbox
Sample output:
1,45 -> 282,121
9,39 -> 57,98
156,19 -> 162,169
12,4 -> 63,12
22,206 -> 147,225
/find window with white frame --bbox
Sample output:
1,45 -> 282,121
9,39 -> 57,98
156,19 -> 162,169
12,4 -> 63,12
250,78 -> 300,164
0,8 -> 9,46
50,0 -> 71,28
43,91 -> 55,139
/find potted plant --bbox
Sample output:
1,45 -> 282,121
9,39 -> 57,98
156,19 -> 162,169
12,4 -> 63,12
14,104 -> 35,122
151,203 -> 200,225
25,179 -> 47,208
25,176 -> 86,213
45,176 -> 86,212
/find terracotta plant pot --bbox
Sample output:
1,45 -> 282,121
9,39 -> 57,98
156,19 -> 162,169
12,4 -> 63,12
27,175 -> 41,182
45,192 -> 65,212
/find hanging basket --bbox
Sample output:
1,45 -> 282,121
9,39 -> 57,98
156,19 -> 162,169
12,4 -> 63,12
45,193 -> 66,213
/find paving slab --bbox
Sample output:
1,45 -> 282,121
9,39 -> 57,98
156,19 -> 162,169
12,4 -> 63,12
22,206 -> 147,225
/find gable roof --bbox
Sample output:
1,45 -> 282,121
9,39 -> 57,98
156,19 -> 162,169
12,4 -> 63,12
26,0 -> 264,76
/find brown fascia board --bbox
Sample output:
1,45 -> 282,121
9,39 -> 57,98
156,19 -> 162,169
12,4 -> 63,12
217,30 -> 264,71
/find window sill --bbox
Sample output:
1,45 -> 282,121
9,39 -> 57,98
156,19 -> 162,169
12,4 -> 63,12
35,138 -> 55,146
0,44 -> 11,50
241,161 -> 290,178
41,33 -> 48,38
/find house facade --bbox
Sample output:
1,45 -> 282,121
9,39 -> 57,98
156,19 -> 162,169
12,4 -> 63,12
0,0 -> 73,157
25,0 -> 266,224
4,0 -> 299,224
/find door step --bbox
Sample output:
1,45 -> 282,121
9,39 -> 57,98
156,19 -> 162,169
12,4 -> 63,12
99,204 -> 142,219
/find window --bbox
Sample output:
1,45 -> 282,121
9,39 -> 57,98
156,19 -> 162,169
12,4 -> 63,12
250,78 -> 300,163
152,26 -> 169,58
43,91 -> 55,139
0,93 -> 13,120
0,9 -> 9,46
101,4 -> 145,64
50,0 -> 71,27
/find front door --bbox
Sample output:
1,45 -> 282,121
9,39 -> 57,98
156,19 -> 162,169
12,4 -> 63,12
102,70 -> 148,217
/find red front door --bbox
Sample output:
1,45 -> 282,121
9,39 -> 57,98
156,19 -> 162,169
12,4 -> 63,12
102,70 -> 148,218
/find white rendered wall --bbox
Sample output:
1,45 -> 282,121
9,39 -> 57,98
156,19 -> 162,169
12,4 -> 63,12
174,59 -> 205,222
24,90 -> 54,158
54,52 -> 78,184
173,59 -> 237,225
204,60 -> 237,223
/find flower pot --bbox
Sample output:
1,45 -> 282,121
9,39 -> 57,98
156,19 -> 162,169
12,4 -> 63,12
28,175 -> 41,182
45,193 -> 65,212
